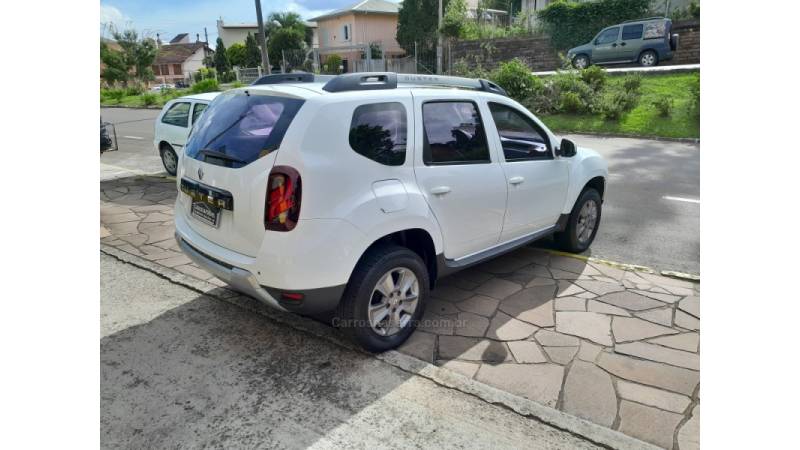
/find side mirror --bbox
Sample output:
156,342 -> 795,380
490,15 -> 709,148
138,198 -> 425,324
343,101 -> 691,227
558,138 -> 577,157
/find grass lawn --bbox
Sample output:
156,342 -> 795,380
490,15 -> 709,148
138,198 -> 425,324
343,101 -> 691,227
539,72 -> 699,139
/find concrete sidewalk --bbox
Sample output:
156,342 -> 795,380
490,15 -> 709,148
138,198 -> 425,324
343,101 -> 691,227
533,63 -> 700,76
101,175 -> 700,449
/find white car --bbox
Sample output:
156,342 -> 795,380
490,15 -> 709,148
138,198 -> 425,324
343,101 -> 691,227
150,83 -> 175,92
174,73 -> 608,351
153,92 -> 219,175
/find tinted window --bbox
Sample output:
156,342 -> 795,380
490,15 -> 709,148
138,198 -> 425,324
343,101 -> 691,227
423,101 -> 490,165
349,102 -> 407,166
622,24 -> 643,40
643,21 -> 667,39
596,27 -> 619,45
162,102 -> 191,127
191,103 -> 208,124
185,91 -> 305,168
489,103 -> 550,161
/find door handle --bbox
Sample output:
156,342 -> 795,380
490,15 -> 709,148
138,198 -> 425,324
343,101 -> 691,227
620,42 -> 627,46
612,43 -> 617,47
430,186 -> 451,195
509,176 -> 525,185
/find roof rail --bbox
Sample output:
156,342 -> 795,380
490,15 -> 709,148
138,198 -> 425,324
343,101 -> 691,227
622,16 -> 666,23
251,72 -> 315,85
321,72 -> 508,96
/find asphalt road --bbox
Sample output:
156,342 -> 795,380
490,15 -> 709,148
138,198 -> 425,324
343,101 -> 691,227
101,253 -> 601,449
100,107 -> 699,275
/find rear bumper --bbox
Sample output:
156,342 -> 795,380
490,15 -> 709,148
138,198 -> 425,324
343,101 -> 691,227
176,233 -> 289,312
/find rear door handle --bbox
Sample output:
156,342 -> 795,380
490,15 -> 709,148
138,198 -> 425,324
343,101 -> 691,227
612,43 -> 617,47
430,186 -> 451,195
509,176 -> 525,185
620,42 -> 627,46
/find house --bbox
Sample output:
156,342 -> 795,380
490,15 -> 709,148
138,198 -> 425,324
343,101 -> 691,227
216,19 -> 319,49
310,0 -> 405,73
152,35 -> 213,85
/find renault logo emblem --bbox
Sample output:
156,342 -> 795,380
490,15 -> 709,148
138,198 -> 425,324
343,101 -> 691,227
198,167 -> 204,180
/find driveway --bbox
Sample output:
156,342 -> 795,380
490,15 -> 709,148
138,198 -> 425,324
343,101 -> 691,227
101,175 -> 700,449
101,253 -> 603,449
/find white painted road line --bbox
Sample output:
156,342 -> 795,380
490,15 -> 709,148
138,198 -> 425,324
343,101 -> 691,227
663,195 -> 700,204
122,135 -> 143,140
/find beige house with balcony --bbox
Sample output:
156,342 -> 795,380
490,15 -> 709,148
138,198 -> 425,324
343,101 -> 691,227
152,36 -> 212,85
310,0 -> 404,73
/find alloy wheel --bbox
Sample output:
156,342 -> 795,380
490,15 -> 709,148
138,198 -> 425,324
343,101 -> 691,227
576,199 -> 598,244
367,267 -> 419,337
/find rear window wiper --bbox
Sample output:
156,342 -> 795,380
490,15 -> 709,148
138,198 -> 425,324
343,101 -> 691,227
198,149 -> 246,165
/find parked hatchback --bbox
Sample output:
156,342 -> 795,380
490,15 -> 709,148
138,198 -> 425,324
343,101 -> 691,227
154,92 -> 219,175
568,17 -> 678,68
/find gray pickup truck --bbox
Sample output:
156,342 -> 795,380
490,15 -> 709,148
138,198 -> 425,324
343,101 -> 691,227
568,17 -> 679,68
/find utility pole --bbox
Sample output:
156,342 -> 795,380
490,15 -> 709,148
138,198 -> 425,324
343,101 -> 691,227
254,0 -> 270,73
436,0 -> 442,74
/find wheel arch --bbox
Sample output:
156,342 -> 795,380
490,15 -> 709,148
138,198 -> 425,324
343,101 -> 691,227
355,228 -> 440,290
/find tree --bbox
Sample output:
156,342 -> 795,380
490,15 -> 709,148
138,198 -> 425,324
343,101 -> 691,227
227,43 -> 247,67
100,41 -> 130,85
111,28 -> 157,82
441,0 -> 468,38
214,37 -> 231,73
244,32 -> 261,68
397,0 -> 444,56
265,12 -> 307,39
268,27 -> 305,68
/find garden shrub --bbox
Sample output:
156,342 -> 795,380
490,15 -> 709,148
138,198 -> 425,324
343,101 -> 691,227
190,78 -> 220,94
105,89 -> 125,102
560,91 -> 586,113
451,59 -> 490,80
652,94 -> 673,117
125,85 -> 143,96
537,0 -> 651,49
322,54 -> 343,74
580,65 -> 607,91
141,92 -> 158,106
599,90 -> 639,120
621,73 -> 642,94
688,72 -> 700,117
489,59 -> 543,101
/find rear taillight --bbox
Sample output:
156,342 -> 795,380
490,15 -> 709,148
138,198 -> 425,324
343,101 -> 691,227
265,166 -> 301,231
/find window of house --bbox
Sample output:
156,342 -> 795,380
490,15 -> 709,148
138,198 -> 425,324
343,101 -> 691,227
161,102 -> 191,127
161,64 -> 170,75
343,24 -> 350,41
488,103 -> 551,161
622,24 -> 644,40
153,65 -> 161,76
173,64 -> 183,75
422,101 -> 490,165
349,102 -> 407,166
595,27 -> 619,45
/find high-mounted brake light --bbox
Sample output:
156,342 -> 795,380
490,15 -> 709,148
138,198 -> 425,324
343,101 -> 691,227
265,166 -> 301,231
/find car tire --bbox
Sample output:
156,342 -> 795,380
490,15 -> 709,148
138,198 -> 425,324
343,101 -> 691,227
336,244 -> 429,352
638,50 -> 658,67
160,144 -> 178,176
573,54 -> 590,69
554,188 -> 602,254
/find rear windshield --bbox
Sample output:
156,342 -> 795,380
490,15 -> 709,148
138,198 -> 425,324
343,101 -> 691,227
185,90 -> 305,168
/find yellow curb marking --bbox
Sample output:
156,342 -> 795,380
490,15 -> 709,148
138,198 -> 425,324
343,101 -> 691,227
542,249 -> 699,282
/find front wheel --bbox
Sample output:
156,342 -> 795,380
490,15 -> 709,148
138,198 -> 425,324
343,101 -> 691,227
336,244 -> 429,352
638,50 -> 658,67
160,144 -> 178,176
555,189 -> 602,253
572,54 -> 589,69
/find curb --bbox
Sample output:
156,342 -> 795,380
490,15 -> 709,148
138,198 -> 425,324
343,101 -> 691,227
542,249 -> 700,283
563,131 -> 700,144
101,105 -> 163,110
101,243 -> 660,450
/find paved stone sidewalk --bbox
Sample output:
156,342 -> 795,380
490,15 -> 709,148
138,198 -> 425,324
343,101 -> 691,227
101,175 -> 700,450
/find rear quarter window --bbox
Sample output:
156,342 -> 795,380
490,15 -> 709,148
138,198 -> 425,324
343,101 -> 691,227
348,102 -> 407,166
622,24 -> 643,40
643,21 -> 667,39
184,91 -> 305,168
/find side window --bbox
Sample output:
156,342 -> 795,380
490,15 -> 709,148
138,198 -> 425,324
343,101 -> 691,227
162,102 -> 191,127
622,24 -> 643,40
422,101 -> 490,165
643,21 -> 667,39
596,27 -> 620,45
489,103 -> 551,161
191,103 -> 208,125
348,102 -> 407,166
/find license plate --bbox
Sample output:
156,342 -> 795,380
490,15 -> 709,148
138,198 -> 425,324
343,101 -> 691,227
191,201 -> 221,228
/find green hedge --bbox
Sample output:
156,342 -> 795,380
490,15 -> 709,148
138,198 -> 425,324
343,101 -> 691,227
537,0 -> 652,50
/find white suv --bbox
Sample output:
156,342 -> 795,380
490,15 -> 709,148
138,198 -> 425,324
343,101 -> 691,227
174,73 -> 608,351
